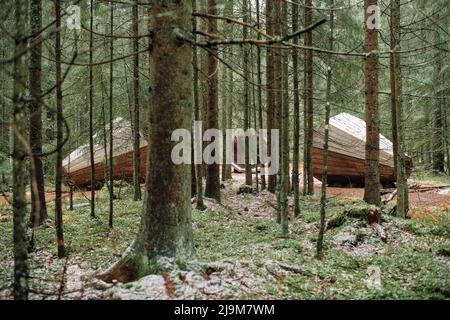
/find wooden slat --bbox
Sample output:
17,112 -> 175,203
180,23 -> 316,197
312,147 -> 395,186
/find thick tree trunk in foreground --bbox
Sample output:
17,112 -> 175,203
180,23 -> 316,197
390,0 -> 409,217
29,0 -> 48,227
132,1 -> 142,201
304,0 -> 314,196
99,0 -> 195,283
363,0 -> 381,206
13,0 -> 29,300
54,0 -> 66,259
204,0 -> 221,201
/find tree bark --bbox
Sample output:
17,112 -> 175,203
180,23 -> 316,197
204,0 -> 221,201
192,0 -> 206,210
99,0 -> 196,283
292,0 -> 301,217
89,0 -> 96,218
363,0 -> 381,206
273,0 -> 282,223
432,15 -> 445,174
29,0 -> 48,227
107,2 -> 114,228
256,0 -> 265,190
13,0 -> 29,300
317,3 -> 334,256
251,49 -> 260,192
221,56 -> 228,183
266,0 -> 277,193
54,0 -> 66,259
220,0 -> 233,182
132,0 -> 142,201
390,0 -> 409,217
279,0 -> 289,236
304,0 -> 314,196
242,0 -> 252,187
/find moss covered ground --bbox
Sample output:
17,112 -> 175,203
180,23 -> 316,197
0,182 -> 449,299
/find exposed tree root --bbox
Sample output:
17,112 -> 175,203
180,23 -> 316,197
96,243 -> 146,283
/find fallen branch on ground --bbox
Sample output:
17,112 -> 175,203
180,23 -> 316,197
382,190 -> 397,204
278,263 -> 308,276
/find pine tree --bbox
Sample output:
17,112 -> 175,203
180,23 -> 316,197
54,0 -> 66,259
29,0 -> 48,227
12,0 -> 29,300
204,0 -> 221,201
363,0 -> 381,206
99,0 -> 196,282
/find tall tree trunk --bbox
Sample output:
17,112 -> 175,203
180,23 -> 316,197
242,0 -> 252,187
221,62 -> 228,183
12,0 -> 29,300
88,0 -> 96,218
99,0 -> 196,283
279,0 -> 289,236
292,0 -> 301,217
304,0 -> 314,195
266,0 -> 277,193
273,0 -> 282,223
256,0 -> 265,190
227,55 -> 234,175
220,0 -> 233,182
363,0 -> 381,206
317,3 -> 334,256
108,1 -> 114,228
0,47 -> 6,156
250,45 -> 259,191
100,66 -> 109,199
390,0 -> 409,217
29,0 -> 48,227
192,0 -> 206,210
444,96 -> 450,174
432,16 -> 445,174
303,62 -> 308,196
132,0 -> 142,201
252,73 -> 260,192
54,0 -> 66,259
204,0 -> 221,201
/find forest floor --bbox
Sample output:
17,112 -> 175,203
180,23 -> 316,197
0,174 -> 449,300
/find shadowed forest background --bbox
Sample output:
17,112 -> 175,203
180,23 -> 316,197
0,0 -> 449,300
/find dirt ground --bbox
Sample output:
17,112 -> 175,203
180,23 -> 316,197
233,170 -> 450,209
1,172 -> 449,209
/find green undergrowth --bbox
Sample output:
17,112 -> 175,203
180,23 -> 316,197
0,185 -> 449,299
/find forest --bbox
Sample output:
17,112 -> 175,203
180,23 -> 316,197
0,0 -> 449,302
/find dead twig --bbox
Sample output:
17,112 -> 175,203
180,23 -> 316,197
278,263 -> 308,276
